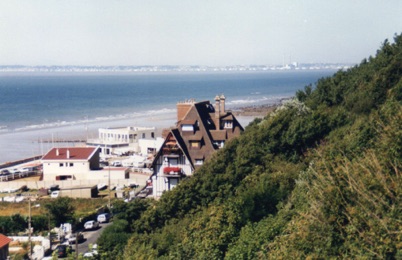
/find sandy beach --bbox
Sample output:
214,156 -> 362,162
0,104 -> 275,164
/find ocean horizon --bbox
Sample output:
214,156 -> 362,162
0,70 -> 337,163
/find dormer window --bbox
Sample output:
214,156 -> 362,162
223,120 -> 233,129
213,140 -> 225,148
190,141 -> 200,149
182,124 -> 194,131
195,159 -> 204,165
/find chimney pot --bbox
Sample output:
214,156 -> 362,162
219,94 -> 225,114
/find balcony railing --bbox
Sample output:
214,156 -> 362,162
163,167 -> 182,175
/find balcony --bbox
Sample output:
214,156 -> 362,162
163,167 -> 182,177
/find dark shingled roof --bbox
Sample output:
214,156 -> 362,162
154,97 -> 243,170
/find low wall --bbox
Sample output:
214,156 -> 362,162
0,172 -> 151,191
0,155 -> 42,170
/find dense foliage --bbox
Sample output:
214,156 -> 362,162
107,33 -> 402,259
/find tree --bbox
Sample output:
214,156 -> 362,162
45,197 -> 75,226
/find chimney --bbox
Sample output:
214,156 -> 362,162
177,99 -> 194,122
219,94 -> 225,115
66,149 -> 70,159
214,95 -> 220,118
56,148 -> 59,156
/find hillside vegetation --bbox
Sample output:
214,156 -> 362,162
103,34 -> 402,259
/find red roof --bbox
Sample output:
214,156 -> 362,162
42,147 -> 98,161
0,234 -> 12,248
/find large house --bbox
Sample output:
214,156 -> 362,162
41,147 -> 128,181
151,95 -> 243,197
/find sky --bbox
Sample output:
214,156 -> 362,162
1,1 -> 402,66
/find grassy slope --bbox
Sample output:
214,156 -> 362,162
119,34 -> 402,259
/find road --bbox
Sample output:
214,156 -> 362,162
71,222 -> 112,256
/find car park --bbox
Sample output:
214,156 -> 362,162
84,220 -> 99,230
97,213 -> 111,223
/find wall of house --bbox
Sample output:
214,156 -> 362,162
89,152 -> 100,169
42,161 -> 91,181
138,138 -> 164,155
0,245 -> 8,260
151,153 -> 192,197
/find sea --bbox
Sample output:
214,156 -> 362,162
0,70 -> 336,164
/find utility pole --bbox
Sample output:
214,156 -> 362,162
108,163 -> 111,210
28,199 -> 32,259
75,232 -> 79,259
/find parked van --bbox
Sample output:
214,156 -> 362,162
84,220 -> 99,230
97,213 -> 111,223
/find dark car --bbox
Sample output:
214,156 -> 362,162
56,244 -> 71,258
0,169 -> 10,176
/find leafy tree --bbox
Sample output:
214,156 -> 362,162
45,197 -> 75,226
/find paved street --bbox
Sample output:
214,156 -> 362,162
71,222 -> 112,256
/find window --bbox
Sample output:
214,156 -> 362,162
182,124 -> 194,131
213,141 -> 225,149
69,163 -> 74,167
168,158 -> 178,167
142,133 -> 146,138
195,159 -> 204,165
190,141 -> 200,149
151,132 -> 155,138
223,120 -> 233,129
59,163 -> 63,167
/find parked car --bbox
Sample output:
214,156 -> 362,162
97,213 -> 112,223
84,220 -> 99,230
68,233 -> 84,244
56,244 -> 71,258
83,250 -> 98,258
0,169 -> 10,176
50,191 -> 60,198
111,161 -> 122,167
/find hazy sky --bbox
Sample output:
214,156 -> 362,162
1,1 -> 402,66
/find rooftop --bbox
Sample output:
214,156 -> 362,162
42,147 -> 98,161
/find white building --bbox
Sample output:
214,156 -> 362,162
41,147 -> 129,181
86,126 -> 158,158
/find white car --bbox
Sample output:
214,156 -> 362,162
97,213 -> 112,223
83,250 -> 98,258
67,233 -> 84,244
84,220 -> 99,230
50,191 -> 60,198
